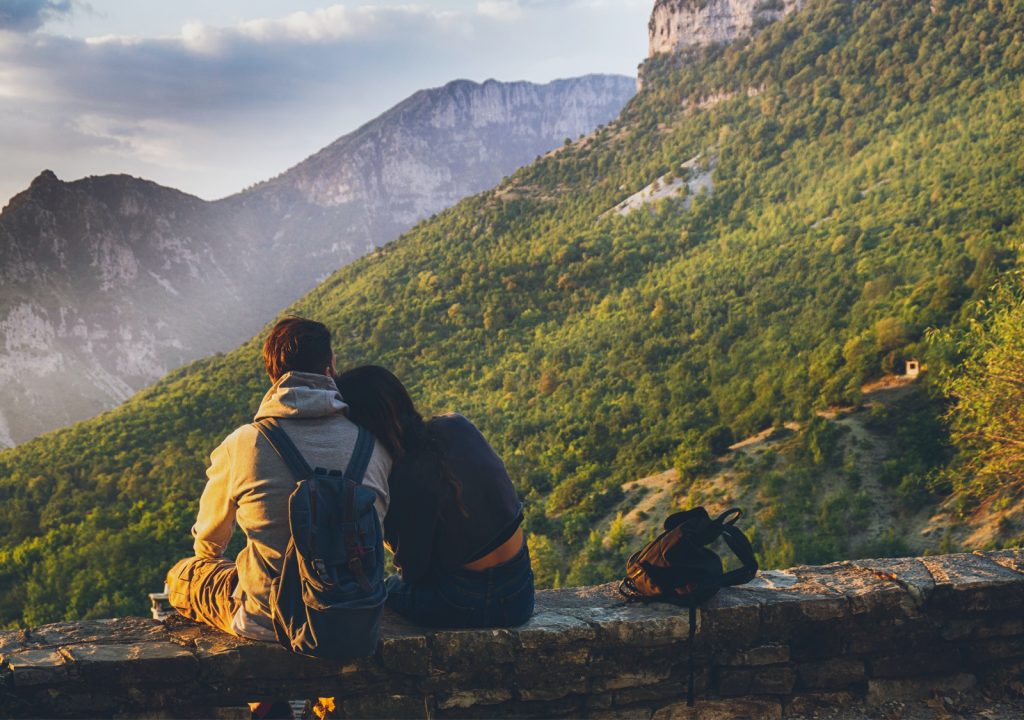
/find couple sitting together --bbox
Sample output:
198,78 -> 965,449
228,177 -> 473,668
166,316 -> 534,645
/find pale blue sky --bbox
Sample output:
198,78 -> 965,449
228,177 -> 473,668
0,0 -> 649,203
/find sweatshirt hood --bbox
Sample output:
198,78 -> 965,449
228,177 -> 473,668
254,372 -> 348,420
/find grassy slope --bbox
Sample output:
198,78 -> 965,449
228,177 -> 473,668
1,0 -> 1023,626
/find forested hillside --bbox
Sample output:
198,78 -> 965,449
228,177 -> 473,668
2,0 -> 1023,627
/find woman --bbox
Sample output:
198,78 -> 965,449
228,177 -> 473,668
335,365 -> 534,628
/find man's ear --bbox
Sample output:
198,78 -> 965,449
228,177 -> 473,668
325,353 -> 337,377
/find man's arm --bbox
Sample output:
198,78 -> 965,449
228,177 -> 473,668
362,440 -> 392,523
191,434 -> 238,559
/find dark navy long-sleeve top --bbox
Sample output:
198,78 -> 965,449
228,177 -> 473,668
384,413 -> 523,582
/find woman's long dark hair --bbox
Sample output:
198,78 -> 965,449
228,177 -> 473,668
336,365 -> 467,516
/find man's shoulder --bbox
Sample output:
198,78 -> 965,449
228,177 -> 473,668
219,422 -> 260,455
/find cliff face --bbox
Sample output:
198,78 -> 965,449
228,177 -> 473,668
648,0 -> 804,56
0,75 -> 636,448
0,172 -> 261,448
261,76 -> 637,228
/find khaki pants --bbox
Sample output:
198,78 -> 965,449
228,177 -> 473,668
166,556 -> 240,636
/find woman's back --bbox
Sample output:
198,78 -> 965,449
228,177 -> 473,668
335,364 -> 533,628
385,413 -> 523,582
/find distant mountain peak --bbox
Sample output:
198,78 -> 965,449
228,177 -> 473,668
31,169 -> 60,187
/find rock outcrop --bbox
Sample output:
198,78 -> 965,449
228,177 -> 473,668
648,0 -> 804,56
0,75 -> 636,448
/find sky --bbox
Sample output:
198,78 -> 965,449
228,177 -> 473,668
0,0 -> 650,203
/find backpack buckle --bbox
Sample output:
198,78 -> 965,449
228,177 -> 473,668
314,558 -> 333,584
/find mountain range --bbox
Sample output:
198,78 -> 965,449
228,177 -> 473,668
0,75 -> 636,448
1,0 -> 1023,627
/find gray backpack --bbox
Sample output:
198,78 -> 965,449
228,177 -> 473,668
253,418 -> 385,660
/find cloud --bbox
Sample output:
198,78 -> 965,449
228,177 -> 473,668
0,1 -> 645,202
0,0 -> 74,32
477,1 -> 523,21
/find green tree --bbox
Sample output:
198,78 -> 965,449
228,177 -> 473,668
940,272 -> 1024,500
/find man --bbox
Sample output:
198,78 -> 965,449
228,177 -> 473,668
166,316 -> 391,640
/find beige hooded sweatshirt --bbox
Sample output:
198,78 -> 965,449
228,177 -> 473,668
191,371 -> 391,639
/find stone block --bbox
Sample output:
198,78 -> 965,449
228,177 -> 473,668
342,693 -> 431,718
514,645 -> 591,696
851,557 -> 936,612
717,666 -> 795,696
716,667 -> 753,697
866,672 -> 976,705
587,643 -> 693,684
381,633 -> 431,676
596,667 -> 674,692
789,563 -> 904,617
975,659 -> 1024,688
939,619 -> 978,641
612,671 -> 709,706
758,592 -> 848,640
782,691 -> 856,718
63,641 -> 199,685
513,612 -> 596,651
517,646 -> 591,675
975,617 -> 1024,639
2,649 -> 70,686
848,620 -> 941,655
416,665 -> 514,696
34,618 -> 167,648
517,680 -> 588,702
720,645 -> 790,667
922,554 -> 1024,612
430,629 -> 515,671
750,666 -> 796,696
868,649 -> 961,678
700,593 -> 761,647
16,686 -> 124,717
796,658 -> 865,690
967,637 -> 1024,664
516,669 -> 589,697
787,623 -> 846,661
574,606 -> 696,648
652,698 -> 782,720
0,630 -> 30,656
613,682 -> 680,707
982,548 -> 1024,575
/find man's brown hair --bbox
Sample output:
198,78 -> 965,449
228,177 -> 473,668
262,316 -> 333,382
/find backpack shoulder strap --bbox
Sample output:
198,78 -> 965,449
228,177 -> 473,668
719,524 -> 759,587
252,418 -> 314,480
343,426 -> 375,486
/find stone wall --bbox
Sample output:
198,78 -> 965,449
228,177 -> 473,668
2,550 -> 1023,718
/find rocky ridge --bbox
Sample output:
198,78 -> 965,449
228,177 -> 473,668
0,75 -> 636,447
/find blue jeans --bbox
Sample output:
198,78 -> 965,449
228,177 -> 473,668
385,542 -> 535,628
